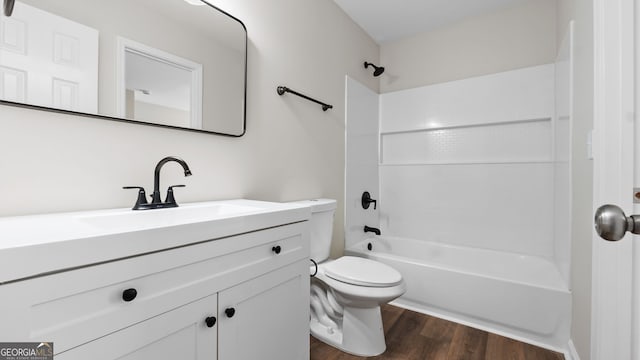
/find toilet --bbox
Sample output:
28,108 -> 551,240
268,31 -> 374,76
296,199 -> 406,357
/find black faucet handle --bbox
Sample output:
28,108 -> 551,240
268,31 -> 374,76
362,191 -> 377,210
123,186 -> 149,210
165,185 -> 186,206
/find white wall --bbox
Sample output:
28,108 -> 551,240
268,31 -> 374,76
378,65 -> 557,257
379,0 -> 557,93
0,0 -> 380,259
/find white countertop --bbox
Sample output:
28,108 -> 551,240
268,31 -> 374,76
0,200 -> 311,284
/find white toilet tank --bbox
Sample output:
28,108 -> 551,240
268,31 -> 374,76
292,199 -> 336,262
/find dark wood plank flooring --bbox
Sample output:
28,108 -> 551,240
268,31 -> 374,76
310,305 -> 564,360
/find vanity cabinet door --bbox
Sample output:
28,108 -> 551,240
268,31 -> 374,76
218,259 -> 309,360
56,294 -> 218,360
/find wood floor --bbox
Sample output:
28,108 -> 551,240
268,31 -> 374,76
310,305 -> 564,360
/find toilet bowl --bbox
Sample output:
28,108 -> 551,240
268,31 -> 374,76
294,199 -> 406,357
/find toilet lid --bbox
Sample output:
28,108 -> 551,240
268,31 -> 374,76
323,256 -> 403,287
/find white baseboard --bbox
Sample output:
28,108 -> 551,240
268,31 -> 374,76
563,340 -> 581,360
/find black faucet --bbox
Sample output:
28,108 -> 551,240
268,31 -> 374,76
151,156 -> 192,204
364,225 -> 381,235
123,156 -> 192,210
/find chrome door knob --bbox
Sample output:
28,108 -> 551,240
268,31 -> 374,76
594,204 -> 640,241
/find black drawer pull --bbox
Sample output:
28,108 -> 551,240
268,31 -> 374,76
272,245 -> 282,254
225,307 -> 236,318
122,288 -> 137,302
205,316 -> 217,328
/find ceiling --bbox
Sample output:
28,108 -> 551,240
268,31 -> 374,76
333,0 -> 530,44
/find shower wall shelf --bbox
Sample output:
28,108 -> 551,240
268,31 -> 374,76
379,117 -> 553,165
277,86 -> 333,111
379,160 -> 555,166
379,117 -> 551,135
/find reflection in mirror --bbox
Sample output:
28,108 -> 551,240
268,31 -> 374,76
0,0 -> 247,136
120,39 -> 203,129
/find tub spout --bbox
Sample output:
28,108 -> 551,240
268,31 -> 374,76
364,225 -> 381,235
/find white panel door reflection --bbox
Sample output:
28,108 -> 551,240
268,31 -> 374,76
0,2 -> 98,112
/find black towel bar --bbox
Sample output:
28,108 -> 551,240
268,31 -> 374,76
277,86 -> 333,111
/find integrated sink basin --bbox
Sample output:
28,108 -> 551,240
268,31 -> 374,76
75,202 -> 263,231
0,199 -> 311,284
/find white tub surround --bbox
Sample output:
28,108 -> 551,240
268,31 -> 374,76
377,64 -> 558,259
344,64 -> 572,352
345,77 -> 380,250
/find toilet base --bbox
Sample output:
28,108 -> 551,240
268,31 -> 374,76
310,305 -> 386,357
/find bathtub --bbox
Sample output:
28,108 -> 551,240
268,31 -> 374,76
345,236 -> 571,350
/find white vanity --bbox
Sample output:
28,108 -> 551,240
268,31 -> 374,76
0,200 -> 311,360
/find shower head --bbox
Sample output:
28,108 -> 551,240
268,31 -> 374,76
364,62 -> 385,77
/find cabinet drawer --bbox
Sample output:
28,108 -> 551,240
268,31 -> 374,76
0,222 -> 308,354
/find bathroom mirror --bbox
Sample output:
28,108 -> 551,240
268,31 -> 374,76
0,0 -> 247,136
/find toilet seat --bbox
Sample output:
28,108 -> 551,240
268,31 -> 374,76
323,256 -> 403,287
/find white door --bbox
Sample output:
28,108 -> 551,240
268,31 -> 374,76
218,260 -> 309,360
591,0 -> 637,359
0,2 -> 98,112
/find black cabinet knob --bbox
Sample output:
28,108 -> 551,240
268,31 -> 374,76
205,316 -> 217,328
272,245 -> 282,254
122,288 -> 137,302
225,307 -> 236,318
